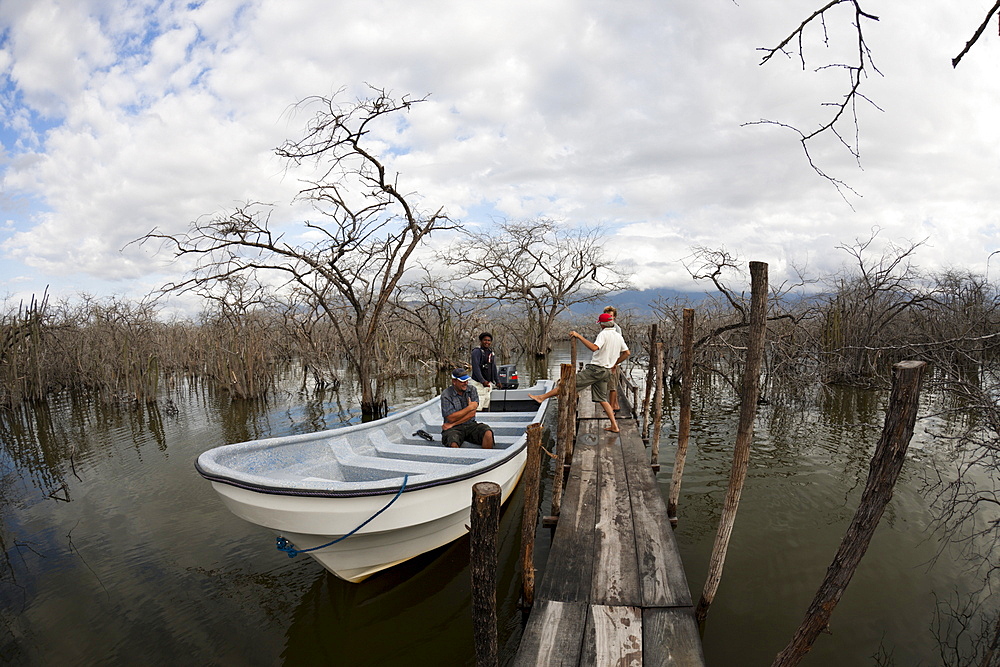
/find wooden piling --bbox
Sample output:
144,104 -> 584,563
520,423 -> 544,609
641,323 -> 659,439
650,341 -> 665,471
471,481 -> 502,667
668,308 -> 695,527
771,360 -> 927,667
696,261 -> 768,626
549,363 -> 575,519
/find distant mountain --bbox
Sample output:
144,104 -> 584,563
567,287 -> 712,316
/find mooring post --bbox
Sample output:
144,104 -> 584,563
549,363 -> 574,520
771,360 -> 927,667
668,308 -> 695,527
519,423 -> 544,609
471,481 -> 502,667
696,261 -> 768,626
642,323 -> 659,439
650,341 -> 665,471
565,358 -> 577,464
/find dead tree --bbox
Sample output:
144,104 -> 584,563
753,1 -> 1000,193
139,87 -> 453,417
446,219 -> 631,358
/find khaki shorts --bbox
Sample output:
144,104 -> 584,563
470,379 -> 492,410
576,364 -> 612,403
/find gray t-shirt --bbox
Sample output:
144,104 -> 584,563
441,385 -> 480,422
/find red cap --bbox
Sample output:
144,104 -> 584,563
598,313 -> 613,323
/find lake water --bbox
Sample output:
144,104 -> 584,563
0,350 -> 993,665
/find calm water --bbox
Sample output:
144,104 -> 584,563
0,352 -> 993,665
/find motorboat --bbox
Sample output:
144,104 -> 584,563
195,381 -> 553,582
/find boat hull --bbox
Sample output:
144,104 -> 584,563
210,449 -> 527,582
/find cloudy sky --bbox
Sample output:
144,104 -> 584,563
1,0 -> 998,309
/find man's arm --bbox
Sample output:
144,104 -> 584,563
470,349 -> 486,384
570,330 -> 599,352
613,349 -> 631,368
444,401 -> 478,427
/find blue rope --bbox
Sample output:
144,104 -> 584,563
276,474 -> 410,558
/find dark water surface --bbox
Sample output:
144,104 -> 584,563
0,352 -> 993,665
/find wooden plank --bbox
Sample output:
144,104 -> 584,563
619,418 -> 693,607
537,434 -> 598,603
642,607 -> 707,666
589,420 -> 641,607
512,599 -> 587,667
579,605 -> 642,667
577,386 -> 600,419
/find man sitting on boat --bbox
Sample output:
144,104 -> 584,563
441,368 -> 495,449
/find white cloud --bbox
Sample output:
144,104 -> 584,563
1,0 -> 999,307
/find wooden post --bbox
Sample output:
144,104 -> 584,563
668,308 -> 695,527
549,363 -> 574,519
520,423 -> 544,609
565,359 -> 577,463
642,323 -> 659,438
772,360 -> 927,667
695,261 -> 768,626
471,481 -> 502,667
570,336 -> 578,370
650,341 -> 665,471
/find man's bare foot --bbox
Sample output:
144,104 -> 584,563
605,426 -> 619,433
529,394 -> 543,404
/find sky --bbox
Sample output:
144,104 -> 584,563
2,0 -> 999,313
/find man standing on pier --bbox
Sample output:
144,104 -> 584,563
529,312 -> 630,433
441,368 -> 495,449
602,306 -> 623,412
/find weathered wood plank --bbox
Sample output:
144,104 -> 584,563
537,433 -> 598,603
577,386 -> 600,419
579,605 -> 642,667
512,599 -> 587,667
642,607 -> 706,666
588,420 -> 641,607
619,419 -> 693,607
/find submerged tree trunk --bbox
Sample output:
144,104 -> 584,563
696,261 -> 768,625
772,360 -> 927,667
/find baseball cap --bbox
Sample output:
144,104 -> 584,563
452,368 -> 471,381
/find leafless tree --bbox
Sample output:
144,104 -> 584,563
140,87 -> 453,417
816,232 -> 934,384
392,265 -> 493,373
446,219 -> 632,358
753,2 -> 1000,194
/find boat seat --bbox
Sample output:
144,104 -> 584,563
371,440 -> 499,465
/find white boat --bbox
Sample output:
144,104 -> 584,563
195,381 -> 553,582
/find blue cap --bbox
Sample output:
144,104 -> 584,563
452,368 -> 471,381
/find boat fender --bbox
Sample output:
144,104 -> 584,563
275,474 -> 410,558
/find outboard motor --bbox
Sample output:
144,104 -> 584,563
497,364 -> 519,389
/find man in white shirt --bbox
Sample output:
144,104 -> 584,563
530,313 -> 630,433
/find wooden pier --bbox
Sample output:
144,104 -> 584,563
513,393 -> 706,666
